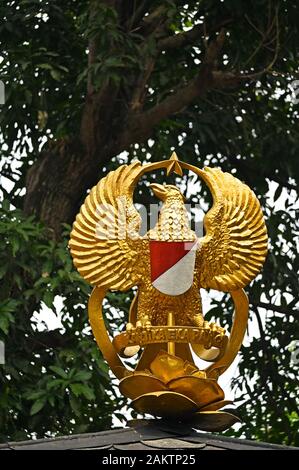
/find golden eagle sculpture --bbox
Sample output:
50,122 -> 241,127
69,153 -> 268,431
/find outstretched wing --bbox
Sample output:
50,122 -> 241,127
196,167 -> 268,291
69,161 -> 145,291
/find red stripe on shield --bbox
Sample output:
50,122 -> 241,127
150,240 -> 197,282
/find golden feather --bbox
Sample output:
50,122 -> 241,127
196,167 -> 268,291
69,161 -> 145,291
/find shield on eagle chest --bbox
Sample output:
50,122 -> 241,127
149,240 -> 197,296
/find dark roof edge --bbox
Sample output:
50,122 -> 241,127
0,426 -> 297,450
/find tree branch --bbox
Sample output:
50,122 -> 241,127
211,70 -> 241,88
87,0 -> 121,94
144,29 -> 229,122
130,56 -> 156,111
87,37 -> 97,95
251,301 -> 297,316
230,155 -> 297,192
115,30 -> 237,150
87,0 -> 102,95
124,0 -> 151,31
238,5 -> 280,79
129,19 -> 233,114
28,329 -> 74,352
138,4 -> 168,36
158,24 -> 204,50
127,4 -> 174,112
157,19 -> 232,51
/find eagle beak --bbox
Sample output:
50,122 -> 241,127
150,183 -> 167,200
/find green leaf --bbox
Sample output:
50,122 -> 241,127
1,200 -> 10,211
48,396 -> 55,407
0,316 -> 10,334
73,370 -> 92,382
70,383 -> 95,401
37,63 -> 53,70
11,237 -> 20,256
69,395 -> 81,417
46,379 -> 65,390
43,291 -> 54,309
69,383 -> 84,397
273,184 -> 283,202
0,299 -> 20,314
0,264 -> 8,279
25,391 -> 45,400
50,69 -> 62,81
49,366 -> 68,379
30,399 -> 46,416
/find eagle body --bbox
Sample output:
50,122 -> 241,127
135,184 -> 202,326
136,279 -> 202,327
69,161 -> 268,334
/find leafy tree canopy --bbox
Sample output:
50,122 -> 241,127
0,0 -> 298,444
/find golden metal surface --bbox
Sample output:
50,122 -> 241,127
113,325 -> 227,357
119,373 -> 167,400
69,152 -> 268,430
88,286 -> 128,379
149,350 -> 200,383
200,399 -> 233,412
167,375 -> 224,407
167,312 -> 175,356
206,289 -> 249,379
188,410 -> 241,432
132,391 -> 199,417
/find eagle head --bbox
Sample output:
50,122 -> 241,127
148,183 -> 192,241
150,183 -> 186,202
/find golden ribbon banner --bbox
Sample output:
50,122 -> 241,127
113,325 -> 228,357
88,285 -> 248,380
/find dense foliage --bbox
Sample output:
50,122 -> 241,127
0,202 -> 133,440
0,0 -> 298,444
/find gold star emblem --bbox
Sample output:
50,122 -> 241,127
166,151 -> 184,176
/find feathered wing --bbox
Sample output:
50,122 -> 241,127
196,167 -> 268,291
69,161 -> 145,291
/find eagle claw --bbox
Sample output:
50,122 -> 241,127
136,315 -> 152,329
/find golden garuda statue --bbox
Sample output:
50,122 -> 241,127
69,153 -> 267,431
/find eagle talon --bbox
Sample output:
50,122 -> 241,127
126,323 -> 134,332
188,313 -> 204,328
209,322 -> 225,335
136,315 -> 152,329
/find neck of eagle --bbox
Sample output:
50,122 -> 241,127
149,196 -> 195,241
159,196 -> 184,221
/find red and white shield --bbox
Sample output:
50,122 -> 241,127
149,240 -> 197,296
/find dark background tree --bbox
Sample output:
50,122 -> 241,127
0,0 -> 298,444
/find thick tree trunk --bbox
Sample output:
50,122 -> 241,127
24,83 -> 122,236
24,140 -> 98,236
